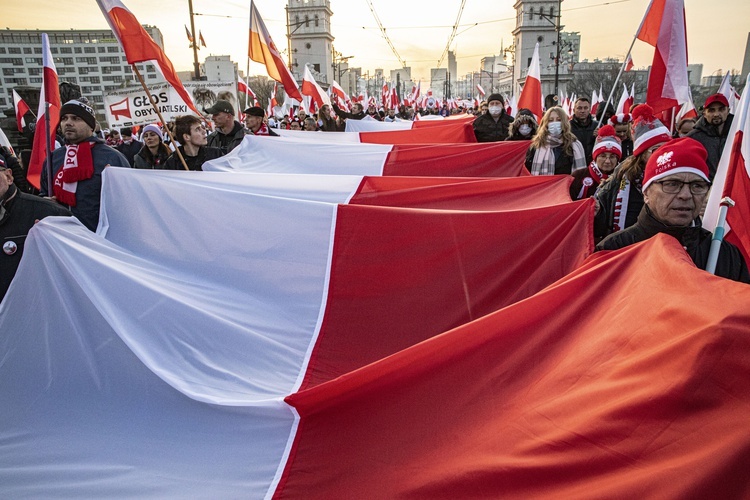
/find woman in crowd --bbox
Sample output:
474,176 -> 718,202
134,124 -> 172,169
506,108 -> 538,141
570,125 -> 622,200
525,107 -> 586,175
318,104 -> 342,132
594,104 -> 672,238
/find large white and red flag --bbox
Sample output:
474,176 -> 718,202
717,71 -> 739,114
516,42 -> 543,121
624,53 -> 634,71
27,33 -> 60,190
248,0 -> 303,101
476,83 -> 486,97
616,83 -> 630,114
624,82 -> 635,112
96,0 -> 199,116
12,89 -> 32,133
276,119 -> 477,143
636,0 -> 690,113
704,75 -> 750,262
300,65 -> 330,110
330,80 -> 349,111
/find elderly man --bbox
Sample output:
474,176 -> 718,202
1,155 -> 71,301
40,99 -> 130,232
687,93 -> 734,180
244,106 -> 278,136
597,137 -> 749,283
472,93 -> 514,142
205,100 -> 245,154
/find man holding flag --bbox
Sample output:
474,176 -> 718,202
688,94 -> 734,180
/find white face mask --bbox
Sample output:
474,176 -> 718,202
547,121 -> 563,136
488,105 -> 503,116
519,124 -> 532,136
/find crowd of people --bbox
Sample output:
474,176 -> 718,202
0,88 -> 747,302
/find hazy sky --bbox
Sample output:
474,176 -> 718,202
6,0 -> 750,84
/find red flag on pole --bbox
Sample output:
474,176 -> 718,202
96,0 -> 200,116
248,0 -> 303,101
12,89 -> 32,133
199,31 -> 206,48
516,42 -> 543,121
636,0 -> 690,113
27,33 -> 60,190
624,53 -> 634,71
301,65 -> 331,109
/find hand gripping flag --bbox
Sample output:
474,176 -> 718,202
516,42 -> 543,121
96,0 -> 200,116
636,0 -> 690,113
27,33 -> 59,190
248,0 -> 303,101
704,75 -> 750,262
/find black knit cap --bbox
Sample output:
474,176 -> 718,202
59,99 -> 97,130
486,93 -> 505,105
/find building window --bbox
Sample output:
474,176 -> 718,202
314,15 -> 319,27
108,46 -> 119,53
60,47 -> 72,54
0,98 -> 5,106
23,47 -> 32,54
8,47 -> 21,54
313,63 -> 320,73
74,47 -> 82,53
29,77 -> 42,83
28,68 -> 41,76
550,7 -> 555,18
92,95 -> 103,103
305,15 -> 309,27
84,47 -> 96,53
0,48 -> 5,54
98,47 -> 106,53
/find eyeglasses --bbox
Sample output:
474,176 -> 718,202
654,179 -> 710,195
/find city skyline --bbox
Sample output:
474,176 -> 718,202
6,0 -> 749,87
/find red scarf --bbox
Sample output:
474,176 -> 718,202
53,142 -> 95,207
251,123 -> 270,136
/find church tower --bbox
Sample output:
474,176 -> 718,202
286,0 -> 334,85
512,0 -> 571,99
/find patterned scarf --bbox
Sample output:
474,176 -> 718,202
250,123 -> 271,136
529,135 -> 564,176
53,142 -> 95,207
612,173 -> 642,233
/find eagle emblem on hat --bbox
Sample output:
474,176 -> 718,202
656,151 -> 674,167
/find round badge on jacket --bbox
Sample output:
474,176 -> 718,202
3,240 -> 17,255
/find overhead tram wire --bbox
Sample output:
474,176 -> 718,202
436,0 -> 467,68
364,0 -> 407,68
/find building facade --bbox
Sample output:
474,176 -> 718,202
0,28 -> 165,125
286,0 -> 334,85
202,55 -> 237,83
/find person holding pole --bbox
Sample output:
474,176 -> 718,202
596,138 -> 749,284
164,116 -> 222,171
39,99 -> 130,232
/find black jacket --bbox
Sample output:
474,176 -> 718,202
134,143 -> 172,169
473,112 -> 514,142
593,165 -> 644,239
570,116 -> 597,164
687,114 -> 733,181
0,148 -> 29,193
1,184 -> 72,300
596,206 -> 750,284
116,139 -> 144,167
333,104 -> 366,121
164,146 -> 224,171
207,121 -> 245,154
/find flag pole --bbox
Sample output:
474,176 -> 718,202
44,102 -> 53,195
596,36 -> 637,128
706,197 -> 735,274
131,65 -> 189,171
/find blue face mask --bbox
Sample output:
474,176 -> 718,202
547,121 -> 562,136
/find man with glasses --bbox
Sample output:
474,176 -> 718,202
597,138 -> 749,283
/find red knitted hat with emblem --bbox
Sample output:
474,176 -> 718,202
631,104 -> 672,157
642,137 -> 710,192
592,125 -> 622,161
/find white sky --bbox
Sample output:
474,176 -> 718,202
6,0 -> 750,83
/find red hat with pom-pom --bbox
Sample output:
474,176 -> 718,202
632,104 -> 672,157
592,125 -> 623,161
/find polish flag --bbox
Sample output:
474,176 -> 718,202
616,83 -> 630,114
276,119 -> 477,143
27,33 -> 60,191
301,65 -> 330,109
704,73 -> 750,262
184,25 -> 193,44
636,0 -> 690,113
476,84 -> 486,97
591,88 -> 600,117
718,71 -> 739,114
624,53 -> 634,71
516,42 -> 543,121
237,76 -> 250,95
675,93 -> 698,122
624,82 -> 636,112
198,31 -> 206,48
96,0 -> 199,116
271,81 -> 278,110
331,80 -> 350,111
205,135 -> 529,178
414,80 -> 421,101
248,0 -> 302,101
12,89 -> 32,133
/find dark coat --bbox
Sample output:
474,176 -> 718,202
473,112 -> 514,142
134,143 -> 172,169
116,139 -> 144,167
332,104 -> 366,121
0,148 -> 29,193
206,121 -> 245,154
39,137 -> 131,231
687,114 -> 733,181
0,184 -> 72,300
596,205 -> 750,284
570,116 -> 597,164
593,165 -> 644,239
164,146 -> 224,171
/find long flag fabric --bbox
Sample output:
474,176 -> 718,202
12,89 -> 31,133
96,0 -> 200,115
0,167 -> 593,496
344,113 -> 474,132
636,0 -> 690,113
27,33 -> 59,190
704,74 -> 750,262
248,0 -> 303,101
516,42 -> 543,121
204,135 -> 530,177
277,120 -> 477,144
301,65 -> 331,109
277,234 -> 750,498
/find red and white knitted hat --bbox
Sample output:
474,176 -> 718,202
592,125 -> 622,161
609,113 -> 632,125
642,137 -> 710,192
631,104 -> 672,157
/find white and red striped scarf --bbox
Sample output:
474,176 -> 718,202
53,142 -> 95,207
249,123 -> 270,136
